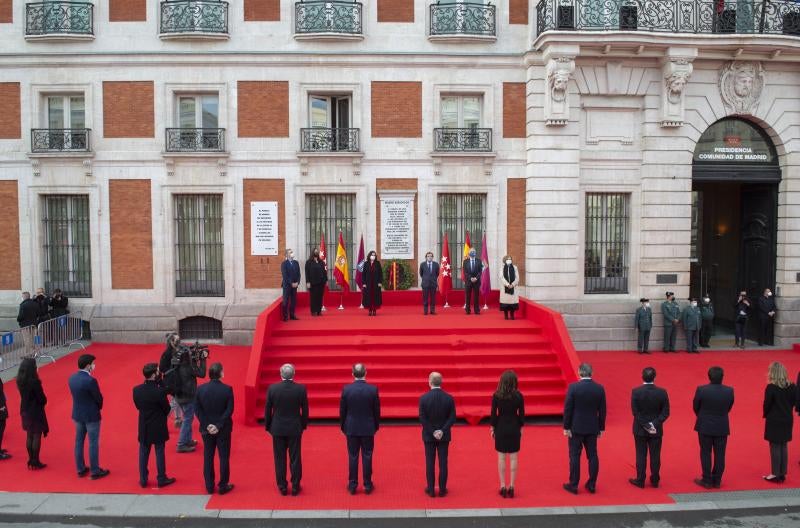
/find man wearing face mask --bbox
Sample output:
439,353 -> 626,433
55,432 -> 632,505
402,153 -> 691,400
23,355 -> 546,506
661,292 -> 680,353
682,298 -> 702,353
757,288 -> 777,346
699,295 -> 715,348
634,298 -> 652,354
419,252 -> 440,316
281,248 -> 301,322
305,249 -> 326,316
463,249 -> 483,315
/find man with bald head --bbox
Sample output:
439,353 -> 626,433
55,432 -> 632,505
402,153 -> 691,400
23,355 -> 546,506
419,372 -> 456,497
339,363 -> 381,494
265,363 -> 309,496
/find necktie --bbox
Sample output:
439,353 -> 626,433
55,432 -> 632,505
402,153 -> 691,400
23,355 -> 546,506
428,262 -> 432,272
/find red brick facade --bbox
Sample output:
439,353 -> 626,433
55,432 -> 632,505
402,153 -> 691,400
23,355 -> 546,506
503,82 -> 527,139
377,0 -> 414,22
103,81 -> 155,138
509,0 -> 529,25
371,82 -> 422,138
0,0 -> 11,23
0,181 -> 21,290
244,0 -> 280,21
109,0 -> 147,22
0,83 -> 21,139
109,180 -> 153,289
244,179 -> 286,288
507,179 -> 526,285
238,81 -> 289,138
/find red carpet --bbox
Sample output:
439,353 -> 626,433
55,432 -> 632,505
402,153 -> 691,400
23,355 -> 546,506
0,342 -> 799,510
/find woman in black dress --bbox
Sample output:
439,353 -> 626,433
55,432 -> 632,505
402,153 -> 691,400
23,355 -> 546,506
0,378 -> 10,460
762,361 -> 796,483
305,249 -> 327,316
16,357 -> 49,469
490,370 -> 525,498
361,250 -> 383,316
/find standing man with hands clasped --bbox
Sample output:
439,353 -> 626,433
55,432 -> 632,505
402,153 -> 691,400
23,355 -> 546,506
693,366 -> 734,489
195,362 -> 235,495
265,364 -> 309,496
68,354 -> 110,480
635,298 -> 653,354
281,248 -> 301,322
562,363 -> 606,495
629,367 -> 670,489
419,251 -> 440,316
132,363 -> 176,489
339,363 -> 381,495
419,372 -> 456,498
463,249 -> 482,315
661,292 -> 681,353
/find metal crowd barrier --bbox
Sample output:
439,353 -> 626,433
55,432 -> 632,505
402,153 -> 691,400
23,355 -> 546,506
34,311 -> 86,363
0,325 -> 37,372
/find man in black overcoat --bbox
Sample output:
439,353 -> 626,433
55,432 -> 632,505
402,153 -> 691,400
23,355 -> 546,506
196,362 -> 235,495
265,363 -> 309,496
629,367 -> 670,488
132,363 -> 175,488
419,371 -> 456,497
339,363 -> 380,494
693,366 -> 734,489
757,288 -> 777,346
281,248 -> 301,321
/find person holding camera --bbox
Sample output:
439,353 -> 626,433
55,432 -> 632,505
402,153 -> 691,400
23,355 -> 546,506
33,288 -> 50,324
161,333 -> 207,453
49,289 -> 69,318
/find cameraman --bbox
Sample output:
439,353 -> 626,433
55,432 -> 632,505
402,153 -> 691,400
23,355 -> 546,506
49,289 -> 69,318
159,333 -> 206,453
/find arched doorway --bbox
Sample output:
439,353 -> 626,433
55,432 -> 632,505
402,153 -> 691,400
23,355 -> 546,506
691,117 -> 780,337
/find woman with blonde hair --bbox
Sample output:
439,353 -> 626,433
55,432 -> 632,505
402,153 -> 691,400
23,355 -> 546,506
762,361 -> 796,483
490,370 -> 525,497
499,255 -> 520,320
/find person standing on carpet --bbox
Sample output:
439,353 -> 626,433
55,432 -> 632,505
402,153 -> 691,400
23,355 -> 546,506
661,292 -> 680,352
305,249 -> 326,317
628,367 -> 669,489
196,362 -> 235,495
68,353 -> 110,480
419,251 -> 439,316
419,371 -> 456,498
0,377 -> 9,460
133,363 -> 176,489
761,362 -> 795,483
699,295 -> 715,348
499,256 -> 520,320
490,370 -> 524,498
692,366 -> 734,489
682,298 -> 702,354
634,298 -> 652,354
757,288 -> 777,346
562,363 -> 606,495
265,363 -> 309,496
281,248 -> 301,322
17,358 -> 48,469
734,290 -> 751,349
361,251 -> 383,317
463,249 -> 482,315
339,363 -> 381,495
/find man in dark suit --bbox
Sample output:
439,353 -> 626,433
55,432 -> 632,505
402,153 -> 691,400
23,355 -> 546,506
419,252 -> 440,315
265,363 -> 309,496
629,367 -> 670,489
339,363 -> 380,494
195,362 -> 235,495
419,371 -> 456,497
281,248 -> 301,322
132,363 -> 175,488
562,363 -> 606,494
16,291 -> 38,328
68,354 -> 110,480
462,248 -> 482,315
693,365 -> 734,489
757,288 -> 777,346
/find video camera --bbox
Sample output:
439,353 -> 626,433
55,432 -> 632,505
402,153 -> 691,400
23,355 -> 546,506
170,339 -> 210,366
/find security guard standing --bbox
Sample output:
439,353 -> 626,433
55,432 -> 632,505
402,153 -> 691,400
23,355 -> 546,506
699,295 -> 715,348
681,298 -> 702,353
634,298 -> 653,354
661,292 -> 680,353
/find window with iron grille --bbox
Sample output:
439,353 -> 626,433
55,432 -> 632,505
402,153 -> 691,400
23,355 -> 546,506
437,194 -> 486,289
178,316 -> 223,340
41,194 -> 92,297
584,193 -> 630,294
305,194 -> 357,290
174,194 -> 224,297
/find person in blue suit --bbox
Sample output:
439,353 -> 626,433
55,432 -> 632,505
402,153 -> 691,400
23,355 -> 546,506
339,363 -> 381,495
419,252 -> 440,315
68,354 -> 109,480
419,371 -> 456,497
195,362 -> 235,495
281,248 -> 301,322
462,249 -> 483,315
265,364 -> 309,496
693,366 -> 734,489
562,363 -> 606,495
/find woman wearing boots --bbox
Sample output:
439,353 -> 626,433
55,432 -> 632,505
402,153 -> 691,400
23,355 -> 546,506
361,250 -> 383,316
16,357 -> 49,469
499,255 -> 520,320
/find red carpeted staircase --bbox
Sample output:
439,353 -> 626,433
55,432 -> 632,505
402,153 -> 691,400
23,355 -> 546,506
245,291 -> 580,425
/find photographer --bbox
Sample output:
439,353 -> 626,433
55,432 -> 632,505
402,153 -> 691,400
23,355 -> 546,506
734,291 -> 751,349
49,289 -> 69,318
33,288 -> 50,325
159,333 -> 207,453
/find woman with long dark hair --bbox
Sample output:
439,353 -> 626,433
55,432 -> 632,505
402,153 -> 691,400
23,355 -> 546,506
490,370 -> 525,498
762,361 -> 795,483
16,357 -> 49,469
361,250 -> 383,316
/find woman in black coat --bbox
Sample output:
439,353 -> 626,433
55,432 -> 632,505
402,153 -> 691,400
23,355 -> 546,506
16,357 -> 48,469
361,250 -> 382,316
762,361 -> 796,483
490,370 -> 525,498
305,248 -> 327,316
0,378 -> 10,460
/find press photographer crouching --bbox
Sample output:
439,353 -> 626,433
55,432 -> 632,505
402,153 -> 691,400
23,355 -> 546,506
159,333 -> 207,453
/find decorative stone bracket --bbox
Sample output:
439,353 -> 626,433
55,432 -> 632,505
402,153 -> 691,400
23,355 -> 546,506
661,48 -> 697,128
297,152 -> 362,177
544,55 -> 576,126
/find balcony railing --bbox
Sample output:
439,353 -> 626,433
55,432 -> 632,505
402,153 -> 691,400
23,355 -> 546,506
536,0 -> 800,36
31,129 -> 91,152
160,0 -> 228,35
165,128 -> 226,152
25,2 -> 94,37
295,1 -> 363,35
300,128 -> 360,152
430,2 -> 496,37
434,128 -> 492,152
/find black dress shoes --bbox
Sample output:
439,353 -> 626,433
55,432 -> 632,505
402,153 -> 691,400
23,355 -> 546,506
158,477 -> 176,488
291,484 -> 302,496
364,484 -> 374,495
90,468 -> 110,480
694,478 -> 712,489
290,316 -> 299,320
438,488 -> 448,497
562,483 -> 578,495
218,484 -> 234,495
499,487 -> 507,498
628,478 -> 645,489
584,483 -> 596,494
425,488 -> 435,497
279,487 -> 288,496
348,486 -> 357,495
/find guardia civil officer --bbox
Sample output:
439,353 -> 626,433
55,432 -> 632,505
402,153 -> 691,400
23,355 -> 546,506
661,292 -> 680,353
634,298 -> 652,354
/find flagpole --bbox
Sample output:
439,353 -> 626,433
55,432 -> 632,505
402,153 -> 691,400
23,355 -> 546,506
443,292 -> 450,309
338,291 -> 344,310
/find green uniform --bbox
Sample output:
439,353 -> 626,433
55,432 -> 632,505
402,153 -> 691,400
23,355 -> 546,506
635,306 -> 653,353
682,305 -> 702,352
661,300 -> 681,352
700,302 -> 714,347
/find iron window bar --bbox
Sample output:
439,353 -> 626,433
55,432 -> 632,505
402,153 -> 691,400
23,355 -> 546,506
174,194 -> 225,297
437,193 -> 487,289
42,194 -> 92,298
584,193 -> 630,294
165,128 -> 225,152
430,2 -> 496,36
300,128 -> 360,152
434,128 -> 492,152
160,0 -> 229,35
305,194 -> 357,291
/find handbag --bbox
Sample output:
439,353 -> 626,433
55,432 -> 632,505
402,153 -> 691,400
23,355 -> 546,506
504,286 -> 515,295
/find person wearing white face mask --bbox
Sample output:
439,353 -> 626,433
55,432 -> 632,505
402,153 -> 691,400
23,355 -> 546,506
634,298 -> 652,354
699,295 -> 715,348
419,252 -> 440,316
499,256 -> 519,320
361,250 -> 383,316
280,248 -> 301,322
682,298 -> 702,353
757,288 -> 777,346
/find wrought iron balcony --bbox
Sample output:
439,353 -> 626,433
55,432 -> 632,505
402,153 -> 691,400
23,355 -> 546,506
160,0 -> 228,37
165,128 -> 226,153
429,2 -> 496,37
536,0 -> 800,36
300,128 -> 360,152
295,1 -> 363,36
434,128 -> 492,152
25,2 -> 94,37
31,129 -> 91,152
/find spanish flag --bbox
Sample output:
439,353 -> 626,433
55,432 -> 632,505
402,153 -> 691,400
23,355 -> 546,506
461,231 -> 472,281
333,231 -> 350,293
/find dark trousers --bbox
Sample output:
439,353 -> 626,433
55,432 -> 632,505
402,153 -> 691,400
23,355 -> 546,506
663,324 -> 677,351
346,435 -> 375,489
422,287 -> 437,314
0,419 -> 5,451
202,428 -> 231,493
138,442 -> 166,485
698,433 -> 727,485
637,330 -> 650,353
464,281 -> 480,313
685,329 -> 699,352
309,285 -> 324,315
735,319 -> 747,344
634,435 -> 662,483
700,319 -> 713,346
758,316 -> 774,346
424,440 -> 449,491
769,442 -> 788,477
273,434 -> 302,489
568,433 -> 599,488
282,286 -> 297,319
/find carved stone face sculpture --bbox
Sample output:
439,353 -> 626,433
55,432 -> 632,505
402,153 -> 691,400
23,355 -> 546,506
667,73 -> 688,104
551,71 -> 569,102
733,68 -> 754,98
719,61 -> 764,115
